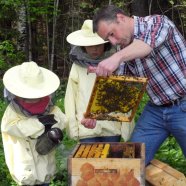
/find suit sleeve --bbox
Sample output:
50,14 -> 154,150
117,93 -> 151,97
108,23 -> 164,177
64,64 -> 79,139
1,105 -> 44,138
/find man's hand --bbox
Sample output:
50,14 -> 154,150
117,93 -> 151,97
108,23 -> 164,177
38,114 -> 57,133
88,52 -> 121,76
81,118 -> 96,129
87,39 -> 152,77
96,53 -> 121,76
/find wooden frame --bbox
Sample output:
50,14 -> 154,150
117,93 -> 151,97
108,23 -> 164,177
84,75 -> 148,122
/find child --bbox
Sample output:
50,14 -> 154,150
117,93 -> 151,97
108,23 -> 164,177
1,61 -> 67,186
65,20 -> 135,142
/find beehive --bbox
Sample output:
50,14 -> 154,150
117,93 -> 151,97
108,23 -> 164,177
84,75 -> 148,122
146,159 -> 186,186
68,142 -> 145,186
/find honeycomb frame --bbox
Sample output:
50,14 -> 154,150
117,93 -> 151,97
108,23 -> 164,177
84,75 -> 148,122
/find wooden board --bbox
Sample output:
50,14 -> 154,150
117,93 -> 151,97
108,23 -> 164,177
84,75 -> 148,122
146,159 -> 186,186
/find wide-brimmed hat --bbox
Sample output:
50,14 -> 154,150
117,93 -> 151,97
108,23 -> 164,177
66,19 -> 108,46
3,61 -> 60,99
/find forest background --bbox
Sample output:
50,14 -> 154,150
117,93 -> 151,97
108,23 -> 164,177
0,0 -> 186,185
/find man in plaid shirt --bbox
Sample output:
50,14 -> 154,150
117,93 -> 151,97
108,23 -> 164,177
82,5 -> 186,165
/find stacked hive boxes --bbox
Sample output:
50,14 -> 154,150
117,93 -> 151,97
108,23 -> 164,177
68,142 -> 145,186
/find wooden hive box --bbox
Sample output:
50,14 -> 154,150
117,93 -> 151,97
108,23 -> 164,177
146,159 -> 186,186
68,142 -> 145,186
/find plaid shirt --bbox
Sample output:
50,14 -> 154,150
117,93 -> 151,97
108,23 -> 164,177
119,15 -> 186,105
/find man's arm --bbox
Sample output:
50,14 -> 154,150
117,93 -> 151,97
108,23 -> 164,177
94,39 -> 152,76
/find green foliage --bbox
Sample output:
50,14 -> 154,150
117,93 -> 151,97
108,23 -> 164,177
28,0 -> 58,22
0,100 -> 7,120
0,0 -> 20,18
54,80 -> 67,112
0,1 -> 21,40
0,0 -> 55,20
0,80 -> 7,118
155,136 -> 186,174
51,130 -> 77,186
0,40 -> 25,77
135,93 -> 149,122
79,2 -> 93,9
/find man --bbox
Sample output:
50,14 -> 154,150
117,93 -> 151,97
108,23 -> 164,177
82,5 -> 186,165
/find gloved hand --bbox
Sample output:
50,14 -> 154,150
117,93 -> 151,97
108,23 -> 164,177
35,128 -> 63,155
38,114 -> 57,133
38,114 -> 57,125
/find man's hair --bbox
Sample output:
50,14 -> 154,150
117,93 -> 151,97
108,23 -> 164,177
93,5 -> 125,32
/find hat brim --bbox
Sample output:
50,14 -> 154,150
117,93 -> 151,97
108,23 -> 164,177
66,30 -> 108,46
3,66 -> 60,99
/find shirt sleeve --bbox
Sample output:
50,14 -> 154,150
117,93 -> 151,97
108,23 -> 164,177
136,15 -> 172,49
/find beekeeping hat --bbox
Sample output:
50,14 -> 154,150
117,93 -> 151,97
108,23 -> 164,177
66,19 -> 108,46
3,61 -> 60,99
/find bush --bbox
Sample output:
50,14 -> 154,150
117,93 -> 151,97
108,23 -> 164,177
0,40 -> 25,78
155,136 -> 186,174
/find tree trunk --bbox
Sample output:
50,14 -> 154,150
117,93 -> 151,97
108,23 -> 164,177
26,0 -> 32,61
16,3 -> 27,53
50,0 -> 59,71
46,15 -> 50,68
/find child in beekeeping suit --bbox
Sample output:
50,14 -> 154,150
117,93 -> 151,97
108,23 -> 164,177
1,61 -> 67,186
65,19 -> 135,143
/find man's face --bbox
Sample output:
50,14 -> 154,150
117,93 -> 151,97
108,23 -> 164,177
97,14 -> 132,48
